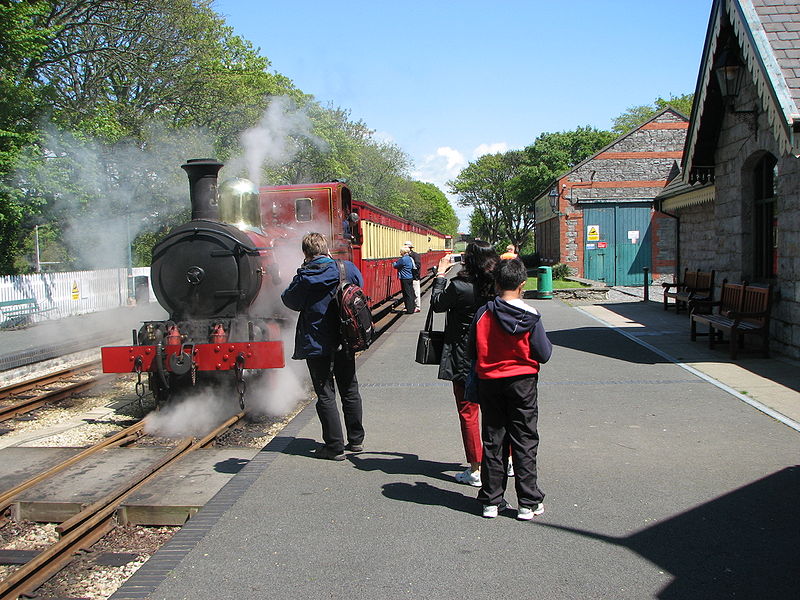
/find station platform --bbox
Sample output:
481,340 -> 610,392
108,293 -> 799,600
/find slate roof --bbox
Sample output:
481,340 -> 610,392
752,0 -> 800,115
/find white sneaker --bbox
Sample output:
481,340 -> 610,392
454,468 -> 481,487
482,504 -> 498,518
517,503 -> 544,520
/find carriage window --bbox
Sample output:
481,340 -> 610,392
295,198 -> 313,222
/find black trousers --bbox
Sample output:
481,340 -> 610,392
477,374 -> 544,508
400,278 -> 415,313
306,350 -> 365,453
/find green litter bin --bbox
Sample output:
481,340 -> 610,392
536,266 -> 553,299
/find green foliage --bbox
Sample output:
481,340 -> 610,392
551,263 -> 571,280
611,93 -> 694,135
450,151 -> 529,246
0,1 -> 439,273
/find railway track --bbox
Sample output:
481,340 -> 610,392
0,362 -> 114,424
0,412 -> 243,600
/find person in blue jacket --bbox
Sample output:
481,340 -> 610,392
393,246 -> 416,314
281,232 -> 365,461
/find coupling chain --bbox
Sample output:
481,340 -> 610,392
234,353 -> 246,409
134,357 -> 146,411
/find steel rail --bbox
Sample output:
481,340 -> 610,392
0,411 -> 245,600
0,373 -> 116,424
0,421 -> 145,514
0,361 -> 102,401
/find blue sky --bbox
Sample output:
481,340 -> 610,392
213,0 -> 713,225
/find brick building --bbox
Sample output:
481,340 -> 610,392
655,0 -> 800,358
533,109 -> 688,285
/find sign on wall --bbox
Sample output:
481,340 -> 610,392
587,225 -> 600,241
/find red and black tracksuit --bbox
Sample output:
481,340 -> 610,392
469,298 -> 553,509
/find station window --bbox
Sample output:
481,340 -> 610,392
295,198 -> 313,222
753,155 -> 778,279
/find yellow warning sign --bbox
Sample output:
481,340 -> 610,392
587,225 -> 600,242
71,281 -> 79,301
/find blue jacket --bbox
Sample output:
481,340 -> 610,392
281,256 -> 364,359
393,254 -> 413,279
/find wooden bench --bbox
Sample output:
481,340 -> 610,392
662,268 -> 715,313
690,281 -> 772,359
0,298 -> 55,329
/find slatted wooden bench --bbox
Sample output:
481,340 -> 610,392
662,268 -> 715,313
0,298 -> 55,329
690,281 -> 772,359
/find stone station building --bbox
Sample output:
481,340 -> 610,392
655,0 -> 800,358
533,108 -> 688,286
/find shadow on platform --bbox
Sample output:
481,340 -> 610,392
535,466 -> 800,599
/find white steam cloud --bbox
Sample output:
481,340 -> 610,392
237,96 -> 326,187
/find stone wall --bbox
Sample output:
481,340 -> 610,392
681,71 -> 800,358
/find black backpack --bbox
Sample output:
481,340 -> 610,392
335,260 -> 374,352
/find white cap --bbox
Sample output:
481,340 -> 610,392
404,240 -> 413,247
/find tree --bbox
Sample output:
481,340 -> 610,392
513,126 -> 615,219
449,151 -> 529,247
611,93 -> 694,135
403,181 -> 458,236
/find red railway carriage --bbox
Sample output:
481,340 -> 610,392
102,160 -> 450,407
261,182 -> 450,305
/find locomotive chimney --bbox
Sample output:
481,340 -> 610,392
181,158 -> 224,221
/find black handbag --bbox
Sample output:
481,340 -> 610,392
415,305 -> 445,365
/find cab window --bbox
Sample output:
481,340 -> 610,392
295,198 -> 313,222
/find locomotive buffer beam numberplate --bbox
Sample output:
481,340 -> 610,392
101,342 -> 284,373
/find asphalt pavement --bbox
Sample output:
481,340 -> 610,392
109,294 -> 799,600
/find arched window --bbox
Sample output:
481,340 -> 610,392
753,154 -> 777,279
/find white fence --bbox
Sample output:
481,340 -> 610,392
0,267 -> 154,324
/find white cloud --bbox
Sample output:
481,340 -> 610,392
411,146 -> 470,232
472,142 -> 509,158
411,146 -> 467,191
410,142 -> 509,233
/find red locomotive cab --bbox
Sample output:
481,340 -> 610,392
259,182 -> 355,264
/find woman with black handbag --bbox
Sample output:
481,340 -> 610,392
430,241 -> 498,487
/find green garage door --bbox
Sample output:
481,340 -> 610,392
583,204 -> 651,286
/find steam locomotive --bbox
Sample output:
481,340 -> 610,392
101,159 -> 450,406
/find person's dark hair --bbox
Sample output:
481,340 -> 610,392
458,240 -> 498,299
494,258 -> 527,291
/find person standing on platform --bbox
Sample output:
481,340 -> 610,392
393,246 -> 416,314
431,241 -> 499,487
281,233 -> 365,461
405,241 -> 422,312
470,258 -> 552,520
500,244 -> 518,260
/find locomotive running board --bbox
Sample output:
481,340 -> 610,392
101,342 -> 284,373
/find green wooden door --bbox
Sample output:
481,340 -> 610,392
583,204 -> 651,286
583,206 -> 615,284
615,204 -> 651,286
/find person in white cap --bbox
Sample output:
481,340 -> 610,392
404,241 -> 421,312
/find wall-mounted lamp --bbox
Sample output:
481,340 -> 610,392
713,39 -> 758,134
548,187 -> 563,216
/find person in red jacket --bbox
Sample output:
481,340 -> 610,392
469,258 -> 552,520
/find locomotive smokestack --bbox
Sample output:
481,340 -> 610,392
181,158 -> 224,221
